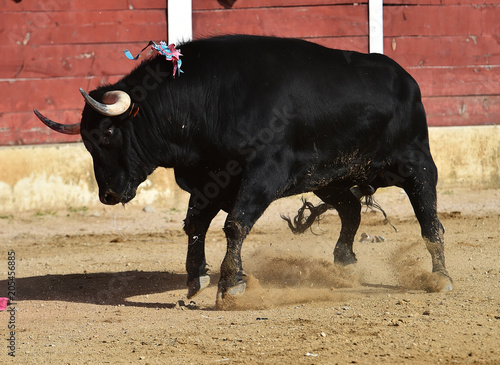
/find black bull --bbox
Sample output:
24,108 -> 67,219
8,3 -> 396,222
34,35 -> 452,308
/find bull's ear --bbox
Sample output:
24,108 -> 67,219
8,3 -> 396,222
34,109 -> 81,135
128,103 -> 140,117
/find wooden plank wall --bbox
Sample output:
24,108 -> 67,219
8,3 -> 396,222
0,0 -> 167,145
383,1 -> 500,128
193,0 -> 500,128
0,0 -> 498,145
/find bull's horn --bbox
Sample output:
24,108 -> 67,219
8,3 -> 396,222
33,109 -> 81,135
79,88 -> 131,116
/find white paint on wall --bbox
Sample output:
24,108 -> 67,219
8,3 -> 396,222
168,0 -> 193,45
369,0 -> 384,54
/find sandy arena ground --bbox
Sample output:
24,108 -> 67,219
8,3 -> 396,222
0,187 -> 499,364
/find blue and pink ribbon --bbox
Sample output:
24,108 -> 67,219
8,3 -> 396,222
124,41 -> 183,77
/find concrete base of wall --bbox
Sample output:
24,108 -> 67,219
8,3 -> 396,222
429,126 -> 499,188
0,126 -> 498,213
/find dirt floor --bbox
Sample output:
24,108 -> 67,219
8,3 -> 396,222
0,187 -> 499,364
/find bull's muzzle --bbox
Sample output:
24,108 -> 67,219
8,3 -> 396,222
100,190 -> 123,205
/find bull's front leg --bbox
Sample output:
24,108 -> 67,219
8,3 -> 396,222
183,197 -> 220,298
215,161 -> 290,308
216,190 -> 275,308
216,218 -> 249,307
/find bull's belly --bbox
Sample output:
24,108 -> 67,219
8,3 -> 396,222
279,159 -> 383,198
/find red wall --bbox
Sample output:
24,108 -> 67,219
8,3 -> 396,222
0,0 -> 498,145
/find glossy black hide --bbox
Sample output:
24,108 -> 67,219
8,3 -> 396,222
54,35 -> 453,305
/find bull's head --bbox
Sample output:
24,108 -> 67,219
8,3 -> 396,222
34,88 -> 154,205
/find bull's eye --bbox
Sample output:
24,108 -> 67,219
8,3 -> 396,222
104,128 -> 114,137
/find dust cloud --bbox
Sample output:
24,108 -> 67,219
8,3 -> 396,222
228,248 -> 359,309
389,241 -> 450,292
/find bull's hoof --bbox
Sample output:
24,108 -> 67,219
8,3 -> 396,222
215,280 -> 246,310
334,255 -> 357,266
420,272 -> 453,292
442,282 -> 453,291
333,247 -> 357,266
187,275 -> 210,299
438,273 -> 453,292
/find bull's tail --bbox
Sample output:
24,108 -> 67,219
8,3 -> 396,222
281,186 -> 398,234
360,194 -> 398,232
280,199 -> 330,234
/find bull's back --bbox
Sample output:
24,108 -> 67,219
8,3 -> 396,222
175,36 -> 428,172
183,35 -> 424,134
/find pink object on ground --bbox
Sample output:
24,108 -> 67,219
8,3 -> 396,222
0,297 -> 9,311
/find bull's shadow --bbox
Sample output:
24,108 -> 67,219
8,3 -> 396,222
0,270 -> 193,309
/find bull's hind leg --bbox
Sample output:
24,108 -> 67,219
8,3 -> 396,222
184,196 -> 221,298
315,187 -> 362,266
399,160 -> 453,291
